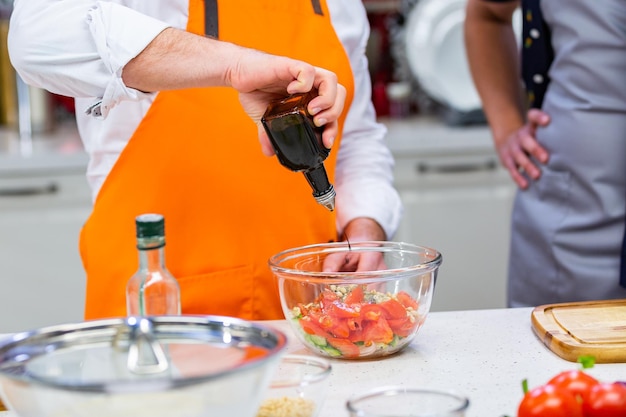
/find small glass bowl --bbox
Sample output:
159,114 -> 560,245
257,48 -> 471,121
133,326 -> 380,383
346,386 -> 470,417
256,354 -> 332,417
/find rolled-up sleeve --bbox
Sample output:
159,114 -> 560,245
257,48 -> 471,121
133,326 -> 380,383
8,0 -> 169,117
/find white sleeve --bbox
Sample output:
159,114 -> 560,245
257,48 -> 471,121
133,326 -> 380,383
8,0 -> 169,118
328,0 -> 403,240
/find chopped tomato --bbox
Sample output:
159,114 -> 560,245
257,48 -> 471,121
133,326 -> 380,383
387,317 -> 417,338
379,298 -> 409,320
296,303 -> 311,317
299,317 -> 327,338
348,325 -> 365,343
327,337 -> 360,358
362,316 -> 394,344
397,291 -> 419,310
346,316 -> 362,331
361,303 -> 383,321
319,315 -> 351,339
326,302 -> 361,318
318,289 -> 340,310
294,286 -> 422,358
314,313 -> 330,328
344,286 -> 365,304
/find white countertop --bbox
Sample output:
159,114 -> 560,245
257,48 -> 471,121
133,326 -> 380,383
0,307 -> 623,417
266,307 -> 625,417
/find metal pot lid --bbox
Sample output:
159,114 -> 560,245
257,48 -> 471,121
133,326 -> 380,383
0,315 -> 287,393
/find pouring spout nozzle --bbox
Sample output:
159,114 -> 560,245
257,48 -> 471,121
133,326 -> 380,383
314,186 -> 336,212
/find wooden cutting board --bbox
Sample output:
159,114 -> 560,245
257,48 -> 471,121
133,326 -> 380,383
531,298 -> 626,363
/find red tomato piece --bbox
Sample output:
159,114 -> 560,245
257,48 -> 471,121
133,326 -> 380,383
318,289 -> 340,310
582,382 -> 626,417
317,314 -> 334,329
517,384 -> 583,417
299,317 -> 323,336
396,291 -> 419,310
346,316 -> 362,331
326,301 -> 361,318
547,370 -> 599,401
295,303 -> 307,316
327,337 -> 360,358
344,286 -> 365,304
360,304 -> 383,321
387,317 -> 418,338
327,317 -> 351,339
378,298 -> 408,320
347,326 -> 364,344
362,316 -> 394,345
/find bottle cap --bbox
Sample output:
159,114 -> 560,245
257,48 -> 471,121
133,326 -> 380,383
136,213 -> 165,238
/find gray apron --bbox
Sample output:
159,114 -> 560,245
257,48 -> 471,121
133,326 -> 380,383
508,0 -> 626,306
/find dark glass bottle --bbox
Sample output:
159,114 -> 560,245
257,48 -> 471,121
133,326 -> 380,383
261,90 -> 336,211
126,213 -> 181,316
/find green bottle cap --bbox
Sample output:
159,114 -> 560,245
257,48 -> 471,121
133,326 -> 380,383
135,213 -> 165,238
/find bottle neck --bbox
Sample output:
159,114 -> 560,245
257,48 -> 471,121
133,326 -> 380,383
303,164 -> 335,211
304,164 -> 332,196
137,237 -> 166,270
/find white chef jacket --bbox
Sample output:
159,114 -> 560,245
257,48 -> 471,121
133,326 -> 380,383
8,0 -> 403,239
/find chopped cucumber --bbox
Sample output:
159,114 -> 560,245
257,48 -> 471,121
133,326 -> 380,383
303,333 -> 341,357
320,345 -> 342,357
304,333 -> 328,347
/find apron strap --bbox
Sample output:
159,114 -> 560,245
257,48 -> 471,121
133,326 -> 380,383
204,0 -> 218,38
204,0 -> 323,38
311,0 -> 323,15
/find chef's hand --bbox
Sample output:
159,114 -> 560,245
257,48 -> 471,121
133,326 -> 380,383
323,218 -> 387,272
232,49 -> 346,157
121,29 -> 344,156
496,109 -> 551,189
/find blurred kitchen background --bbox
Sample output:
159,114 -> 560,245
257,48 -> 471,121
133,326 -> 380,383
0,0 -> 517,332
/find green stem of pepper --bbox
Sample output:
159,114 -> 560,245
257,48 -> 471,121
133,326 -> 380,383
577,355 -> 596,369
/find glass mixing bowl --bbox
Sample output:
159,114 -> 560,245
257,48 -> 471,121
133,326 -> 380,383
269,241 -> 442,359
0,315 -> 287,417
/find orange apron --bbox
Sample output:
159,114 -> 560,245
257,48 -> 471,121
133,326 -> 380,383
80,0 -> 355,320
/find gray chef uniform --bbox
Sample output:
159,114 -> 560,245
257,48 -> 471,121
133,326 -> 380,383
508,0 -> 626,306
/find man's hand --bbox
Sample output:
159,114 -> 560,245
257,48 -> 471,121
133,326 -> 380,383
232,48 -> 346,156
496,109 -> 551,189
323,218 -> 387,272
122,28 -> 346,157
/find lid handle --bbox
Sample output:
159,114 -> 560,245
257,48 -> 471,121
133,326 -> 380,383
126,317 -> 169,375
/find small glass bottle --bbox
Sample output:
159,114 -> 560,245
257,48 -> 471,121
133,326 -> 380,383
126,213 -> 181,316
261,90 -> 336,211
